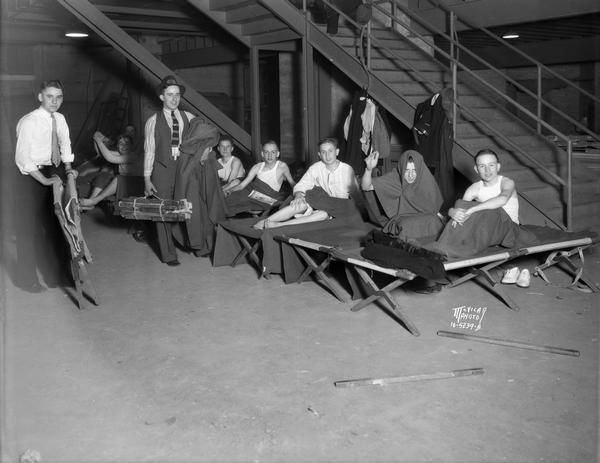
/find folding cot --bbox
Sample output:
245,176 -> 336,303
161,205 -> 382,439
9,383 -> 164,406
53,172 -> 99,309
274,225 -> 599,336
212,215 -> 374,282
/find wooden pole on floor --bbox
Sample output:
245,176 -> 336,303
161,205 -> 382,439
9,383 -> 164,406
334,367 -> 484,388
437,331 -> 580,357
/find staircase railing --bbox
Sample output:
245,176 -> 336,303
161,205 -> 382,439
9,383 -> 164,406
306,0 -> 583,229
424,0 -> 600,141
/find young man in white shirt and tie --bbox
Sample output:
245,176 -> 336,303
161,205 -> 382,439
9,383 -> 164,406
14,79 -> 75,292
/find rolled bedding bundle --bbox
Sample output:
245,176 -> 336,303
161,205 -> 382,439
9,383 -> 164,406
117,196 -> 193,222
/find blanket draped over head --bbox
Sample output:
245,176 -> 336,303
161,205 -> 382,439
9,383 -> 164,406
372,150 -> 443,218
370,150 -> 444,240
172,120 -> 224,256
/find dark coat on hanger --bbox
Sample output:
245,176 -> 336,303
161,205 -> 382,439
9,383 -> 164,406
413,92 -> 455,211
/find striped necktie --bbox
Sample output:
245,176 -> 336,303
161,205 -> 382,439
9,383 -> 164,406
51,113 -> 60,167
171,110 -> 179,147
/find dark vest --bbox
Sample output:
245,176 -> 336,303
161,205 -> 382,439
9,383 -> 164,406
154,110 -> 190,167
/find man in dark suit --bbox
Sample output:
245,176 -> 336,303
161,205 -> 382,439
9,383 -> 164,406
143,75 -> 195,266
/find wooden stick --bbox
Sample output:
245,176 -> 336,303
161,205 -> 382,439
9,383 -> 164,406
437,330 -> 580,357
334,367 -> 484,388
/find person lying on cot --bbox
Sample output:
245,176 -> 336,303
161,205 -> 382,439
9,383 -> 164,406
361,149 -> 445,241
216,135 -> 246,195
253,137 -> 359,229
223,140 -> 296,216
80,131 -> 144,209
425,148 -> 534,259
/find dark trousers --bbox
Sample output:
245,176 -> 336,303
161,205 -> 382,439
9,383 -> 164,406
151,161 -> 178,263
13,166 -> 69,287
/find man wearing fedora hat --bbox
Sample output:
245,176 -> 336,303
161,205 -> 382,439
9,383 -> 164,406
143,74 -> 196,266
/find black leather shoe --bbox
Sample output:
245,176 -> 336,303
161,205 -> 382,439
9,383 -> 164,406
166,260 -> 180,267
132,231 -> 145,243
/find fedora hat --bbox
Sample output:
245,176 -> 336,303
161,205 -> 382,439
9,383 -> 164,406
157,75 -> 186,95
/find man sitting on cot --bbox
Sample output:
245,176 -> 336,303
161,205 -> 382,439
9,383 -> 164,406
425,148 -> 534,259
253,137 -> 359,229
224,140 -> 296,216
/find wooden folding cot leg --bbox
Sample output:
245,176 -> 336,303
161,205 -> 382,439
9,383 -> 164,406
231,235 -> 269,279
448,259 -> 508,288
469,266 -> 520,311
350,267 -> 420,336
535,246 -> 599,292
70,257 -> 99,309
293,246 -> 349,303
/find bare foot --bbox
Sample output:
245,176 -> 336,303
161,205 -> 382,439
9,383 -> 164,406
253,219 -> 265,230
79,198 -> 96,208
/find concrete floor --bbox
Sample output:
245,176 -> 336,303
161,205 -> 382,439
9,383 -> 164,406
1,209 -> 599,463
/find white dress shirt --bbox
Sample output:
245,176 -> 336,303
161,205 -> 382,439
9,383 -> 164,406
15,107 -> 73,174
143,108 -> 195,177
293,160 -> 355,199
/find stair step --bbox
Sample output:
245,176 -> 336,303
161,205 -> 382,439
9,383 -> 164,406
502,163 -> 561,185
520,179 -> 600,204
369,57 -> 445,72
455,120 -> 531,137
210,0 -> 255,12
545,200 -> 600,232
388,81 -> 443,96
459,134 -> 552,152
375,69 -> 449,84
336,44 -> 435,63
242,17 -> 288,35
226,3 -> 271,24
458,107 -> 521,123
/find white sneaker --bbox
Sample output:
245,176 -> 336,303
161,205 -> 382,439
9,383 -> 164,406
501,267 -> 520,284
516,269 -> 531,288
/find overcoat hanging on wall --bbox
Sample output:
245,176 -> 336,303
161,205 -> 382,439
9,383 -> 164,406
413,91 -> 455,211
342,91 -> 391,176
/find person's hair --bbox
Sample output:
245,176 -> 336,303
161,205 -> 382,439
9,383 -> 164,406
318,137 -> 338,150
218,135 -> 234,146
262,140 -> 279,150
39,80 -> 63,92
475,149 -> 499,164
117,134 -> 133,145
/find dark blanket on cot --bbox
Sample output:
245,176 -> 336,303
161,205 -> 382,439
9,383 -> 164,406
225,178 -> 288,217
361,229 -> 446,280
305,187 -> 363,220
213,214 -> 372,283
423,200 -> 534,259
